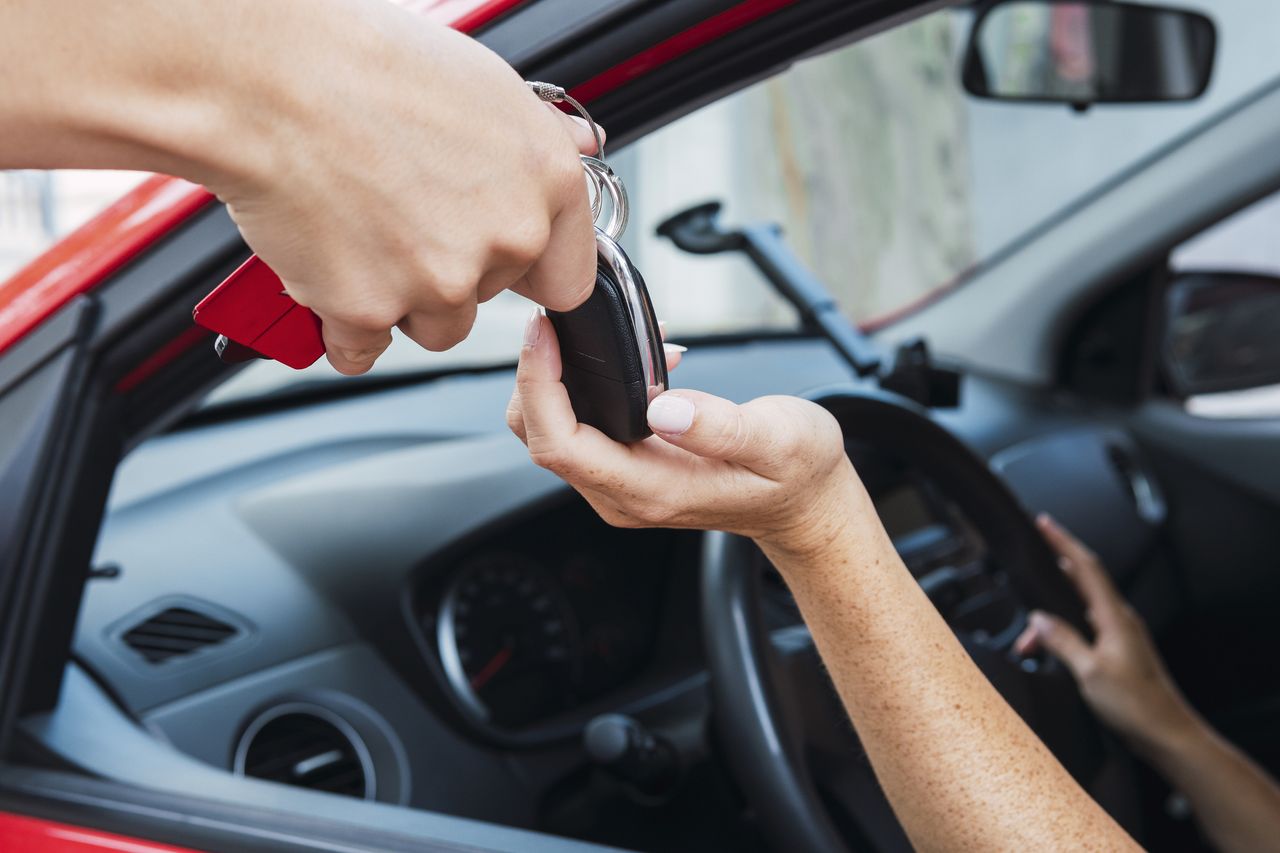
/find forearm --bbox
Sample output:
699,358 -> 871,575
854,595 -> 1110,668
1141,711 -> 1280,853
0,0 -> 363,188
759,468 -> 1137,851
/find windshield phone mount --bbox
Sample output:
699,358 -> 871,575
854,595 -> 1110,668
656,201 -> 959,409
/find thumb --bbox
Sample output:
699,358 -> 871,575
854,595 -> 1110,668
647,390 -> 795,474
1027,610 -> 1093,680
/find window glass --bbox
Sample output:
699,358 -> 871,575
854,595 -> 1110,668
1170,191 -> 1280,419
0,170 -> 149,280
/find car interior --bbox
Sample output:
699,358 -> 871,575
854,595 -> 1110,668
3,1 -> 1280,851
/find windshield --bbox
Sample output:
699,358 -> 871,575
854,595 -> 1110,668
2,3 -> 1274,404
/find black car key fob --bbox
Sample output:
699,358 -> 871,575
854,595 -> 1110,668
547,230 -> 667,443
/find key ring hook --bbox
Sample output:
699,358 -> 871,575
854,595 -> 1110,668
527,81 -> 629,241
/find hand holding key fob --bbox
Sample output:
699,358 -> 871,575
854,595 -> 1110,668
193,81 -> 664,441
548,230 -> 667,443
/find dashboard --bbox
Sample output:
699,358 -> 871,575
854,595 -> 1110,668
46,338 -> 1169,846
415,500 -> 702,739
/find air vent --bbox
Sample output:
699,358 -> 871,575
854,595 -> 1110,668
121,606 -> 239,664
235,707 -> 373,800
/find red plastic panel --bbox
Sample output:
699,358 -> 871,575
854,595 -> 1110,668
192,256 -> 324,369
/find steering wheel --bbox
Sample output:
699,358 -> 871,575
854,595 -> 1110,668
701,390 -> 1136,852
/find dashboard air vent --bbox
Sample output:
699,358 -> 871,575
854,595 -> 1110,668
236,708 -> 373,800
121,606 -> 239,664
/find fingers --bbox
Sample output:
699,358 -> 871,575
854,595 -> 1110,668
1037,514 -> 1122,627
1038,513 -> 1100,571
512,172 -> 596,313
514,312 -> 634,478
646,392 -> 831,479
658,320 -> 686,370
398,300 -> 478,352
315,312 -> 393,376
1022,610 -> 1094,679
510,337 -> 685,445
1013,623 -> 1040,657
550,107 -> 607,157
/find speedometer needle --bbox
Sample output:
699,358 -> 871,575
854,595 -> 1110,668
470,644 -> 513,690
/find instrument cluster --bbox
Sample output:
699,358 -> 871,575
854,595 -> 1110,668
419,500 -> 696,735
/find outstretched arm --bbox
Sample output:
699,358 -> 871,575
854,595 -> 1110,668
508,314 -> 1137,851
1018,517 -> 1280,853
1,0 -> 599,373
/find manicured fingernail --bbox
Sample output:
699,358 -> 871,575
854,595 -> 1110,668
524,309 -> 542,348
664,343 -> 688,354
648,394 -> 694,435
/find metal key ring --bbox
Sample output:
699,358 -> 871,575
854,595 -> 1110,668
581,156 -> 628,241
528,81 -> 629,242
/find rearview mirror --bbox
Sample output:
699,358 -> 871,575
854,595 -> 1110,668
1164,272 -> 1280,398
962,0 -> 1216,109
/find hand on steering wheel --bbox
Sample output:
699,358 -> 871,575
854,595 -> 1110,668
1016,515 -> 1197,755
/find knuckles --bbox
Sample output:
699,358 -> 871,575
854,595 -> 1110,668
527,444 -> 570,476
626,499 -> 679,529
596,506 -> 643,529
340,303 -> 407,333
492,216 -> 552,269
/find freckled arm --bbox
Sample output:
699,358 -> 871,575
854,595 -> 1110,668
759,481 -> 1139,851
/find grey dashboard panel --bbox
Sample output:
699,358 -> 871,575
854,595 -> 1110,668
235,432 -> 564,609
144,643 -> 527,823
24,666 -> 628,853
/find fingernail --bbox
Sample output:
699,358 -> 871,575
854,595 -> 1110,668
648,394 -> 695,435
1058,556 -> 1072,572
1036,513 -> 1052,528
523,309 -> 542,348
664,343 -> 688,354
1029,611 -> 1051,634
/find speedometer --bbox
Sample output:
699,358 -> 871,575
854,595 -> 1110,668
437,554 -> 581,728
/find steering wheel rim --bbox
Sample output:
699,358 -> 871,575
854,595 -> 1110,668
700,389 -> 1103,852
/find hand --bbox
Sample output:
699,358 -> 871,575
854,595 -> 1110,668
506,313 -> 859,555
1015,516 -> 1196,754
0,0 -> 600,376
206,1 -> 602,374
